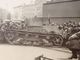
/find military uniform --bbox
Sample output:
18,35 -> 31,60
66,32 -> 80,60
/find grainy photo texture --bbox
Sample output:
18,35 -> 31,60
0,0 -> 80,60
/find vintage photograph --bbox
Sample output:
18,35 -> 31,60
0,0 -> 80,60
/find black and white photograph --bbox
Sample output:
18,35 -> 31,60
0,0 -> 80,60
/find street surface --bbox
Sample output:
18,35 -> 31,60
0,45 -> 71,60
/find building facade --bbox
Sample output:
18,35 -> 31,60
43,0 -> 80,17
13,0 -> 80,25
42,0 -> 80,24
14,6 -> 23,20
0,8 -> 10,23
13,0 -> 49,19
13,0 -> 49,26
35,0 -> 49,17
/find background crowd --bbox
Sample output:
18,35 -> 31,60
58,21 -> 80,40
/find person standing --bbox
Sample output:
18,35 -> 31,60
66,32 -> 80,60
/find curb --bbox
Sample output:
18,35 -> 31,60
40,46 -> 71,54
51,48 -> 71,54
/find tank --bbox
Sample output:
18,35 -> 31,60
0,21 -> 64,46
1,20 -> 79,47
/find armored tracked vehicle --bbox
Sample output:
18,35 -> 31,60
0,21 -> 63,46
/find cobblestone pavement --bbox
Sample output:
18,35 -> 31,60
0,45 -> 72,60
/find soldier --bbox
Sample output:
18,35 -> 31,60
66,32 -> 80,60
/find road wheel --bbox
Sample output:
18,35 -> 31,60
52,34 -> 63,46
41,37 -> 53,46
4,31 -> 18,44
0,31 -> 4,43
